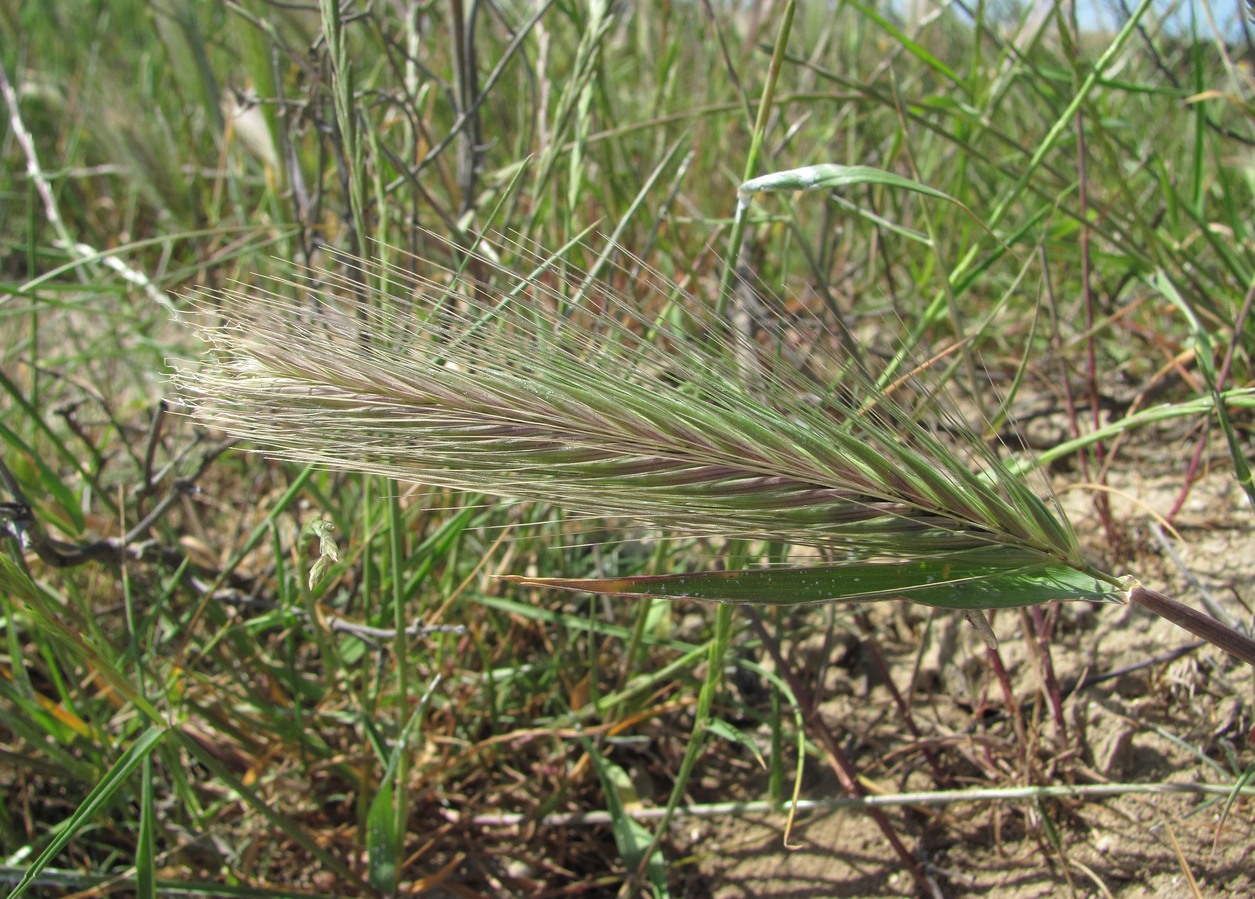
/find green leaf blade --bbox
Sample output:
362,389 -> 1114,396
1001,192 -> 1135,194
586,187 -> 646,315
504,551 -> 1123,610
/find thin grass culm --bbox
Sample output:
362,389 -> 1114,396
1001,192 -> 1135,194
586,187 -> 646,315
173,234 -> 1131,614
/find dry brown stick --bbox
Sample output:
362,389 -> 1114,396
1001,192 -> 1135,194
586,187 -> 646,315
0,437 -> 237,569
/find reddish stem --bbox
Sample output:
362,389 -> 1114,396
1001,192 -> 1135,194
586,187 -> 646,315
1131,586 -> 1255,667
747,612 -> 940,897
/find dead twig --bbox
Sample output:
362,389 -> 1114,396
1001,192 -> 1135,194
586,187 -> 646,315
0,436 -> 237,570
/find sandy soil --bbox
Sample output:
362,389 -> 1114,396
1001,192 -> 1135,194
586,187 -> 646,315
686,461 -> 1254,897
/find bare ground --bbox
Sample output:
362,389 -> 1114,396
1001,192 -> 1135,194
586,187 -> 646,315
686,462 -> 1254,897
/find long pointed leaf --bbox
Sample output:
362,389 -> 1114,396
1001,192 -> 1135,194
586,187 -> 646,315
504,551 -> 1123,610
5,726 -> 167,899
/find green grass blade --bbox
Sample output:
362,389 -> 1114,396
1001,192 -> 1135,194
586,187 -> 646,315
364,778 -> 399,893
584,740 -> 669,896
0,556 -> 163,724
637,602 -> 735,879
1157,271 -> 1255,512
716,0 -> 797,316
844,0 -> 962,87
739,163 -> 1003,247
1213,761 -> 1255,857
136,754 -> 155,899
173,731 -> 361,885
364,678 -> 437,893
502,550 -> 1122,610
5,726 -> 166,899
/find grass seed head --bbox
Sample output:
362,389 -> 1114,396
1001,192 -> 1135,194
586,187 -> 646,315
173,235 -> 1089,579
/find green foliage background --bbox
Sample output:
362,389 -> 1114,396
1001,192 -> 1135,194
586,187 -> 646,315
1,0 -> 1252,894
